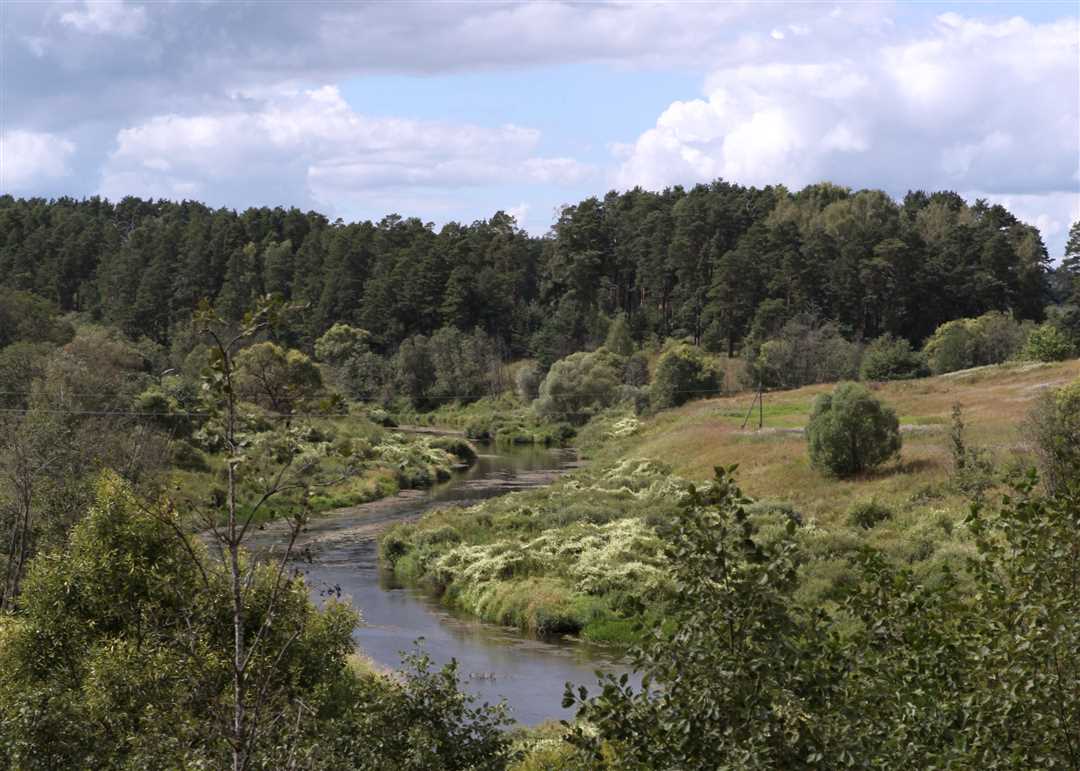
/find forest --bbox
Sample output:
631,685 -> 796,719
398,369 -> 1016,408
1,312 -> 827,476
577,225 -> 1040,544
1,181 -> 1080,769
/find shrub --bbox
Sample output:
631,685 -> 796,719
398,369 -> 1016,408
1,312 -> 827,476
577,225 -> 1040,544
925,312 -> 1031,374
748,314 -> 860,389
1020,323 -> 1076,362
807,382 -> 902,477
604,314 -> 636,357
622,351 -> 650,386
514,361 -> 543,402
535,349 -> 623,425
846,500 -> 894,529
171,441 -> 210,472
925,320 -> 976,374
429,436 -> 478,465
859,334 -> 928,381
651,344 -> 719,409
948,403 -> 996,500
1025,380 -> 1080,495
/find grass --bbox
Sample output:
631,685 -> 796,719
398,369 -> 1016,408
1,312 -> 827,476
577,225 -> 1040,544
609,359 -> 1080,523
170,409 -> 467,527
395,393 -> 575,445
380,359 -> 1080,641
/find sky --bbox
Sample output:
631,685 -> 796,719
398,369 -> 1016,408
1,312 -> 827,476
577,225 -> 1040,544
2,0 -> 1078,257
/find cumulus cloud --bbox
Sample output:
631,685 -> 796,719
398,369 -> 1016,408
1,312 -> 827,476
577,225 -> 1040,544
615,13 -> 1079,254
1,131 -> 76,190
619,15 -> 1077,193
99,86 -> 594,208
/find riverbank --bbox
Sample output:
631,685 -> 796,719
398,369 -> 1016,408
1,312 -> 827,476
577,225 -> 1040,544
247,442 -> 630,725
172,412 -> 479,527
377,360 -> 1080,641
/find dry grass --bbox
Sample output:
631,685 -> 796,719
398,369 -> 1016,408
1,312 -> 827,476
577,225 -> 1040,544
623,359 -> 1080,524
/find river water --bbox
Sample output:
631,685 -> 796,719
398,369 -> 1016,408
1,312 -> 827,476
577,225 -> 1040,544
250,443 -> 630,725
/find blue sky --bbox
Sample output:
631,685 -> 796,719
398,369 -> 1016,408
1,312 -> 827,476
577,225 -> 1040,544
3,1 -> 1078,255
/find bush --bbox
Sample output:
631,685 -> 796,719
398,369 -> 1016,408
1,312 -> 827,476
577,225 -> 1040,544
651,344 -> 719,409
1025,380 -> 1080,495
748,314 -> 860,389
846,500 -> 894,529
514,361 -> 543,402
429,436 -> 478,465
171,441 -> 210,472
859,334 -> 928,381
1020,323 -> 1076,362
622,351 -> 650,386
807,382 -> 902,477
925,312 -> 1031,374
535,349 -> 623,425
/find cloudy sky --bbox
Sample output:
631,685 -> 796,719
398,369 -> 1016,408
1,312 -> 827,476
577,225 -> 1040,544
3,1 -> 1078,256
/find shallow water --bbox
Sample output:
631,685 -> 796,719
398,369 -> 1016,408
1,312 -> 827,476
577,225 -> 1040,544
250,443 -> 631,725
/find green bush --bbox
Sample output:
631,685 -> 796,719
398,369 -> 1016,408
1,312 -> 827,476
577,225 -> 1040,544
846,500 -> 894,529
651,344 -> 719,409
535,349 -> 623,425
1020,323 -> 1076,362
747,314 -> 860,389
429,436 -> 478,464
925,312 -> 1032,374
807,382 -> 902,477
859,334 -> 928,381
1025,379 -> 1080,495
171,441 -> 210,472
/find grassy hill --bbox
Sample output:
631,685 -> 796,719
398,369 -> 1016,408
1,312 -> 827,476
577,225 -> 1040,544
606,359 -> 1080,520
381,359 -> 1080,644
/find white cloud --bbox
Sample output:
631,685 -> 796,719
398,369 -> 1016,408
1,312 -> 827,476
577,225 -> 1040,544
60,0 -> 147,37
617,14 -> 1079,203
99,86 -> 591,208
1,131 -> 76,190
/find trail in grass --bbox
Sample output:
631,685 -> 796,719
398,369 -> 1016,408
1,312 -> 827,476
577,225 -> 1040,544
247,443 -> 633,725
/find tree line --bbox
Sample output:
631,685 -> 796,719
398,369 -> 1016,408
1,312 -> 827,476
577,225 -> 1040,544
0,182 -> 1062,365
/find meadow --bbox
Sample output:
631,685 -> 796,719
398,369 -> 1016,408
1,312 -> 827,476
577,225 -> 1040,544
382,359 -> 1080,641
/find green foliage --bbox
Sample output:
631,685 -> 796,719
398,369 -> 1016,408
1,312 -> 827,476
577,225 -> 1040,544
314,322 -> 372,367
0,472 -> 359,768
948,402 -> 997,500
1020,322 -> 1076,362
807,382 -> 901,477
566,467 -> 1080,769
748,315 -> 860,389
650,343 -> 719,409
603,314 -> 636,357
925,312 -> 1032,374
514,360 -> 543,402
428,436 -> 479,464
394,335 -> 436,407
234,341 -> 324,416
536,349 -> 623,425
325,650 -> 513,771
1025,379 -> 1080,495
0,187 -> 1049,389
845,499 -> 894,529
859,334 -> 928,381
0,288 -> 73,349
426,326 -> 504,403
564,467 -> 824,768
381,459 -> 685,641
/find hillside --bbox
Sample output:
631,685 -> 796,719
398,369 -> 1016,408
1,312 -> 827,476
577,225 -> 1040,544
612,358 -> 1080,520
382,359 -> 1080,643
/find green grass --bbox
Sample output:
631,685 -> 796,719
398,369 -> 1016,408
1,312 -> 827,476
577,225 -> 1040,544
379,359 -> 1080,641
171,409 -> 464,527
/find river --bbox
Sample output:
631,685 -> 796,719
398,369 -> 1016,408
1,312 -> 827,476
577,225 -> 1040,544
249,442 -> 631,725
